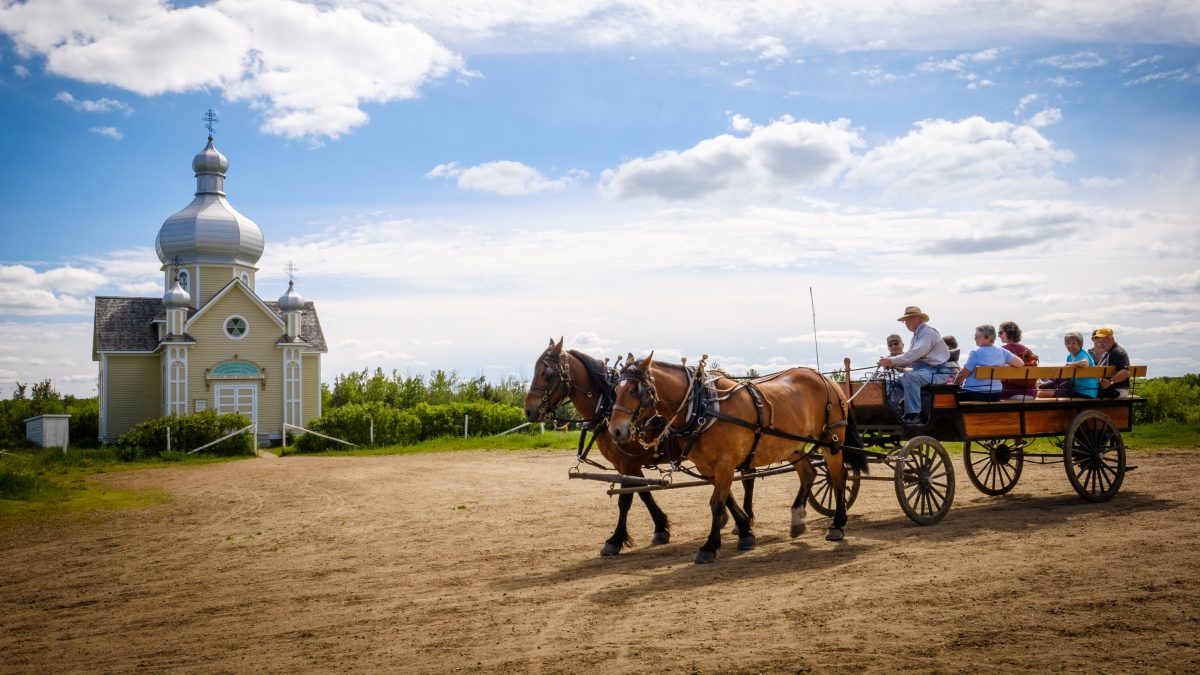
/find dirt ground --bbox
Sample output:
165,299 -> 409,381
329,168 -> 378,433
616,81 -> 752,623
2,449 -> 1198,674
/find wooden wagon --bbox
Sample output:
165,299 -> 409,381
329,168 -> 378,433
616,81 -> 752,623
805,361 -> 1148,526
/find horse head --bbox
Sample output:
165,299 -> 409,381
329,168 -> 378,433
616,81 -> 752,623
609,352 -> 660,444
524,337 -> 572,422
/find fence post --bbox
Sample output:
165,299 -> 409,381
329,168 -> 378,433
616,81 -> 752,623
540,423 -> 545,434
369,417 -> 374,446
464,414 -> 469,438
167,426 -> 171,452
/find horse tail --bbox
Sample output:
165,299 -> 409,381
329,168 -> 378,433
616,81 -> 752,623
841,415 -> 870,474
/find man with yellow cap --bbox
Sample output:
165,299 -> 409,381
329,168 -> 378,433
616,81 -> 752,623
879,306 -> 954,425
1090,327 -> 1131,398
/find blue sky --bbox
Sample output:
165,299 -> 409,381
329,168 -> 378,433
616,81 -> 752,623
1,1 -> 1198,397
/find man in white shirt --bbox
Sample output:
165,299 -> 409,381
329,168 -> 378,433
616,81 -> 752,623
878,306 -> 954,426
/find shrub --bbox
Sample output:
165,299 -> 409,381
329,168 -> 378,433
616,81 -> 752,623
292,400 -> 527,452
113,410 -> 254,460
292,402 -> 421,452
1135,378 -> 1200,424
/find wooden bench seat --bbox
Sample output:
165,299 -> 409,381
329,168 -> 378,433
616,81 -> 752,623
974,365 -> 1147,380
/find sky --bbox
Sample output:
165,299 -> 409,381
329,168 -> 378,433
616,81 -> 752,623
0,0 -> 1198,398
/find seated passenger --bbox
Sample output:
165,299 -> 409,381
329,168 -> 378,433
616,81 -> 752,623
878,305 -> 953,426
998,320 -> 1039,399
1061,331 -> 1098,398
954,323 -> 1024,402
943,335 -> 960,370
884,334 -> 909,373
1091,327 -> 1131,399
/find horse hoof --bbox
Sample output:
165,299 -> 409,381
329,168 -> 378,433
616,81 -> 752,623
737,535 -> 756,551
651,532 -> 670,545
790,522 -> 807,538
600,543 -> 621,557
825,527 -> 845,542
694,550 -> 717,564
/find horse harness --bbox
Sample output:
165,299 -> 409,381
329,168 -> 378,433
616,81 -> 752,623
618,363 -> 850,474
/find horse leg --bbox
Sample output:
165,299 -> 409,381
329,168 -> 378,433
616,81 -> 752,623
601,492 -> 635,557
823,449 -> 848,542
731,468 -> 756,536
791,459 -> 816,538
724,494 -> 755,550
637,491 -> 671,545
696,477 -> 733,564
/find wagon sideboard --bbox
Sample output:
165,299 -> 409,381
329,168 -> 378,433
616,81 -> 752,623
845,365 -> 1146,442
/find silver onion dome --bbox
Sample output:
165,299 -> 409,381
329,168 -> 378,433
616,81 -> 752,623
162,277 -> 192,308
155,136 -> 265,267
278,280 -> 305,311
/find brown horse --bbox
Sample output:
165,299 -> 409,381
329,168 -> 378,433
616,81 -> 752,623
523,338 -> 671,556
524,339 -> 757,556
609,353 -> 867,564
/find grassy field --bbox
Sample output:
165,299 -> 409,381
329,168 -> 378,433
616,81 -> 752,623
2,422 -> 1195,529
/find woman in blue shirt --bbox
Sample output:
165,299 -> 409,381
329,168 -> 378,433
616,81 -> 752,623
954,324 -> 1024,402
1061,331 -> 1099,398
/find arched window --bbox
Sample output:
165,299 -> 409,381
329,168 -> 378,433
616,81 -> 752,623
177,269 -> 190,293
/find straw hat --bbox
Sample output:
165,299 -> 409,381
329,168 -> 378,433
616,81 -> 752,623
896,305 -> 929,322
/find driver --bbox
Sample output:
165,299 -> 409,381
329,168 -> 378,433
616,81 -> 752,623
878,305 -> 954,426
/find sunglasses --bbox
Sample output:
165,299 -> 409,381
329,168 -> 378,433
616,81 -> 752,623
887,342 -> 901,346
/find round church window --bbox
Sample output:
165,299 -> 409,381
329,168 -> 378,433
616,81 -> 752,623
224,316 -> 248,339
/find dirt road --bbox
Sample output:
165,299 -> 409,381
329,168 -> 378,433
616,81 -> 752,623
2,450 -> 1198,673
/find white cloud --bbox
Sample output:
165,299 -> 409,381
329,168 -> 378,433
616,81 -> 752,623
1047,75 -> 1082,87
426,161 -> 584,196
957,274 -> 1047,292
1028,107 -> 1062,128
844,115 -> 1075,203
0,322 -> 95,397
1120,270 -> 1200,296
1037,51 -> 1107,70
733,77 -> 753,87
1014,93 -> 1040,116
728,113 -> 753,133
55,91 -> 134,115
918,47 -> 1001,73
600,115 -> 861,200
1124,66 -> 1200,86
1080,175 -> 1127,189
851,65 -> 899,85
746,36 -> 789,63
88,126 -> 123,140
0,0 -> 468,140
13,64 -> 29,77
1121,54 -> 1163,73
0,265 -> 106,317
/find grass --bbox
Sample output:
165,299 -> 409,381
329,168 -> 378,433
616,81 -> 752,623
0,446 -> 240,529
1126,420 -> 1200,450
279,430 -> 581,457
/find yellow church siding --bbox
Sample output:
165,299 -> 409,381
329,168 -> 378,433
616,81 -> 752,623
302,353 -> 321,425
105,354 -> 163,438
186,287 -> 286,434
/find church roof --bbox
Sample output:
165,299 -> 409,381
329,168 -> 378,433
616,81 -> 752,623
93,297 -> 327,358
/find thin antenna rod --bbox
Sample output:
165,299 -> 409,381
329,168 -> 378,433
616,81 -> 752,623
809,286 -> 821,373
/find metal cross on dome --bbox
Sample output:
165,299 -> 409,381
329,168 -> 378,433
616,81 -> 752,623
203,109 -> 219,136
284,260 -> 299,282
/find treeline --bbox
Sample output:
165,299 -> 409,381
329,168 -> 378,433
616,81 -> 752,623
0,380 -> 99,448
297,368 -> 534,452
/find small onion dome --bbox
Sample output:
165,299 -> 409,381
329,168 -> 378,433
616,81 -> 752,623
278,280 -> 305,311
192,136 -> 229,174
163,278 -> 192,308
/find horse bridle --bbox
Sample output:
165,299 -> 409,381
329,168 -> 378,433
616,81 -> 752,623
528,352 -> 574,422
613,364 -> 693,449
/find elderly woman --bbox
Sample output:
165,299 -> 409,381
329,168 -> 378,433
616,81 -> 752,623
1061,331 -> 1099,398
954,324 -> 1024,402
998,320 -> 1038,399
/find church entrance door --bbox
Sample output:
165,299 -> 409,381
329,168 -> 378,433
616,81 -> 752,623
214,384 -> 258,427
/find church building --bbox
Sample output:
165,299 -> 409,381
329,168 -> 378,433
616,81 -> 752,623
93,134 -> 327,442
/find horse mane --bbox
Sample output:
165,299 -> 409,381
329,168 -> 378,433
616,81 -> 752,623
567,349 -> 614,390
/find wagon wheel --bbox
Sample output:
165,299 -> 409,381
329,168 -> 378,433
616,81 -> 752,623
962,438 -> 1025,496
895,435 -> 955,525
807,462 -> 861,517
1063,410 -> 1126,502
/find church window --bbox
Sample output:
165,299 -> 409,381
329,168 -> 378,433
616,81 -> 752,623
178,269 -> 190,293
224,315 -> 249,339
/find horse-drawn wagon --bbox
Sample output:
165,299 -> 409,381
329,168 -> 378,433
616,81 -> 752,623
805,361 -> 1149,525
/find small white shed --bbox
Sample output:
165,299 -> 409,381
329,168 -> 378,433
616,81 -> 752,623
25,414 -> 71,449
